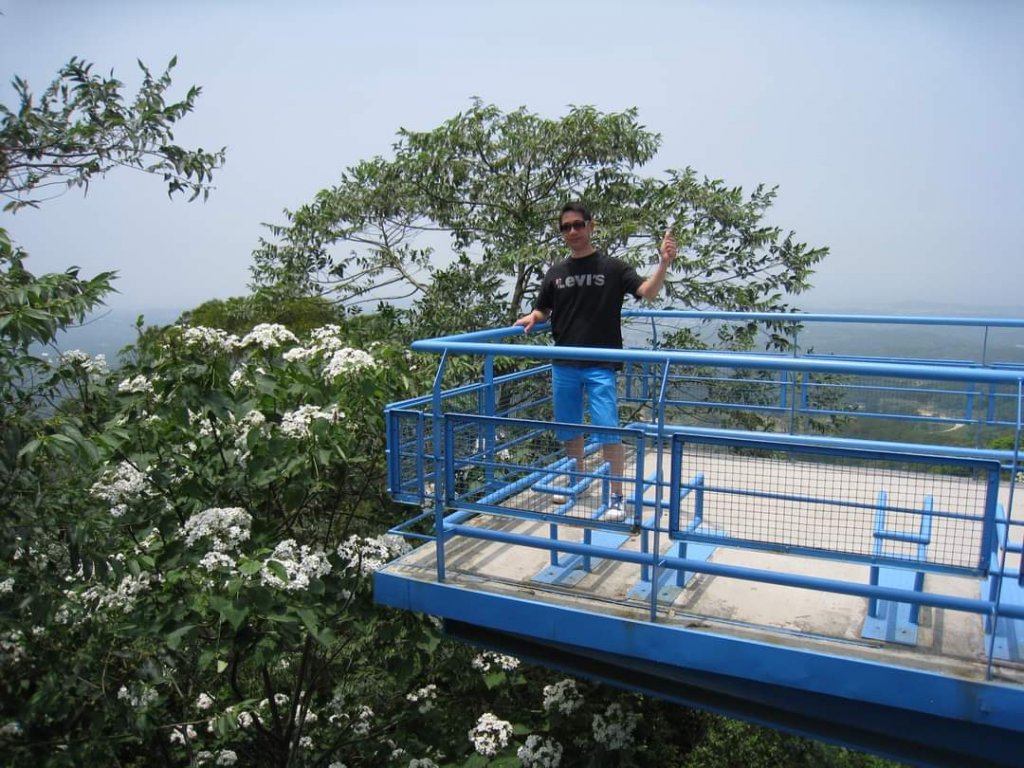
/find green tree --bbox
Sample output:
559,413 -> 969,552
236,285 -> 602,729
1,56 -> 225,212
251,99 -> 828,339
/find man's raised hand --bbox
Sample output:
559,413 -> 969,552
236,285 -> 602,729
661,229 -> 678,264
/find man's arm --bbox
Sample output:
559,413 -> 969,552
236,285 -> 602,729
514,308 -> 551,334
636,229 -> 677,301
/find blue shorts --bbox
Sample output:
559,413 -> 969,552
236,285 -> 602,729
551,364 -> 620,444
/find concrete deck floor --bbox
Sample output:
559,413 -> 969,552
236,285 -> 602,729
384,459 -> 1024,688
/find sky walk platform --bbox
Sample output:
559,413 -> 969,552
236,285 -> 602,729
375,311 -> 1024,767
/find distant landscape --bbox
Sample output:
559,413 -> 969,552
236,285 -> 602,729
53,301 -> 1024,367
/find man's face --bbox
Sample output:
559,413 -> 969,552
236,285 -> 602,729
559,212 -> 592,251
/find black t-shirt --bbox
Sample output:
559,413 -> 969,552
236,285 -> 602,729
534,250 -> 644,361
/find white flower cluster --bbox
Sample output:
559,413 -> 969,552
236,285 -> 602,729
216,750 -> 238,766
59,349 -> 109,376
282,325 -> 347,363
517,735 -> 563,768
407,759 -> 438,768
0,721 -> 23,738
195,692 -> 215,711
591,703 -> 639,750
229,368 -> 247,388
405,683 -> 438,714
0,577 -> 13,595
117,683 -> 159,709
472,652 -> 521,673
280,404 -> 344,438
323,347 -> 378,381
542,679 -> 583,715
182,507 -> 252,555
231,409 -> 267,463
468,712 -> 513,757
352,705 -> 373,736
117,374 -> 154,394
82,572 -> 160,613
260,539 -> 332,591
170,724 -> 197,744
180,326 -> 240,352
336,533 -> 410,575
198,552 -> 237,572
91,461 -> 152,518
0,630 -> 27,665
241,323 -> 299,350
236,409 -> 266,438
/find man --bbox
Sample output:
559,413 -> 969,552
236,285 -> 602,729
515,202 -> 677,521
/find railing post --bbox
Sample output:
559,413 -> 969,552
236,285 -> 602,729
483,354 -> 496,486
432,351 -> 450,582
648,358 -> 672,622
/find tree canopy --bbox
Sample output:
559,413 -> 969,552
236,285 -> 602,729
251,99 -> 828,337
0,56 -> 225,212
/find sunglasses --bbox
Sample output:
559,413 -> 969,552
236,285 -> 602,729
559,220 -> 588,233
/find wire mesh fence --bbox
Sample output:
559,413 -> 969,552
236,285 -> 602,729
671,435 -> 997,574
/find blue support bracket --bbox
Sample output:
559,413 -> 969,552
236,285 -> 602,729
533,528 -> 631,585
627,537 -> 718,603
862,567 -> 925,645
862,492 -> 931,646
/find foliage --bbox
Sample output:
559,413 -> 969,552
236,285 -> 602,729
251,99 -> 828,341
177,293 -> 345,336
0,300 -> 904,766
1,56 -> 225,212
1,58 -> 891,766
0,229 -> 116,523
682,716 -> 898,768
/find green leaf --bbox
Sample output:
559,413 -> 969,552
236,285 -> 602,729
265,559 -> 288,583
209,595 -> 249,629
295,607 -> 319,636
238,558 -> 262,576
164,624 -> 195,650
483,671 -> 506,689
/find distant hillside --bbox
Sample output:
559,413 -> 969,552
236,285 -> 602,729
51,303 -> 1024,368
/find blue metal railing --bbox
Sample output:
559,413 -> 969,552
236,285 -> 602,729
383,311 -> 1024,673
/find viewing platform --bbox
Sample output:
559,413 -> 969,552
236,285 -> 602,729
373,311 -> 1024,767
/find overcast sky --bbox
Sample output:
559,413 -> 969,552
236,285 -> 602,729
2,0 -> 1022,319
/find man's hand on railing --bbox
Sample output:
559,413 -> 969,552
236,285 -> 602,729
514,308 -> 550,334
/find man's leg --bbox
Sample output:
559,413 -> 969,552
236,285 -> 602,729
601,441 -> 624,498
585,367 -> 627,519
552,365 -> 585,474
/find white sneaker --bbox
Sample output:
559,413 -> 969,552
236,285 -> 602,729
605,495 -> 627,522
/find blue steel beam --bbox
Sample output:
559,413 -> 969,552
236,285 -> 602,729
374,572 -> 1024,767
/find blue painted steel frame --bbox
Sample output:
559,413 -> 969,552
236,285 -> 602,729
377,311 -> 1024,767
374,570 -> 1024,768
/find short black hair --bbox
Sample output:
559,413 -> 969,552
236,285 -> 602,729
559,202 -> 592,222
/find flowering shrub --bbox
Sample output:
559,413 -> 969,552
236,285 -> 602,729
0,301 -> 871,766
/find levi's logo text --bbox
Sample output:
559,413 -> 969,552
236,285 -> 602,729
554,274 -> 605,289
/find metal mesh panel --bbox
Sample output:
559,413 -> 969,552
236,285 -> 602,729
446,415 -> 644,525
673,439 -> 993,573
387,385 -> 490,503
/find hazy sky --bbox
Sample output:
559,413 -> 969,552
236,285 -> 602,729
2,0 -> 1022,318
